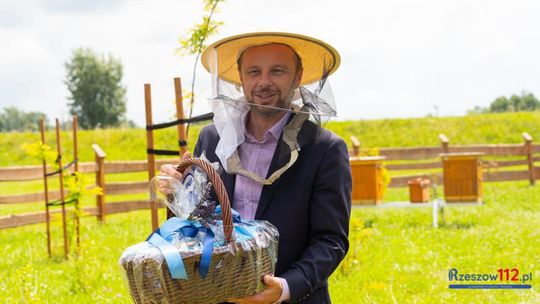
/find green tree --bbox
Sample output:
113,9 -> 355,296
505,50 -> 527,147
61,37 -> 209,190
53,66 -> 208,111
482,91 -> 540,113
0,107 -> 48,132
518,92 -> 539,111
65,48 -> 127,129
489,96 -> 511,112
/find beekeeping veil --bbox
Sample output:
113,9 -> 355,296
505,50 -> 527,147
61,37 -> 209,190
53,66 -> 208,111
200,32 -> 340,185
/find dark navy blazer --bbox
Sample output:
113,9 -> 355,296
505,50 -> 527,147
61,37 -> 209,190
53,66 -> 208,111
193,119 -> 352,303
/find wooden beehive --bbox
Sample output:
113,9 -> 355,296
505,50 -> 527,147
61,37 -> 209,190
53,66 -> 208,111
441,152 -> 483,203
408,177 -> 430,203
349,156 -> 386,205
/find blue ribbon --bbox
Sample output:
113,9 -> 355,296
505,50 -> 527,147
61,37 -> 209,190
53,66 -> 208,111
178,225 -> 215,278
215,206 -> 258,241
146,209 -> 256,280
147,218 -> 214,279
147,232 -> 188,279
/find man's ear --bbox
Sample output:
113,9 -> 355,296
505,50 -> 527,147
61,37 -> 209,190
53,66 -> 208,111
238,68 -> 244,83
293,67 -> 303,88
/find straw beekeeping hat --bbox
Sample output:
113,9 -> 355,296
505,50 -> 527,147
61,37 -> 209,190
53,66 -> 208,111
201,32 -> 341,85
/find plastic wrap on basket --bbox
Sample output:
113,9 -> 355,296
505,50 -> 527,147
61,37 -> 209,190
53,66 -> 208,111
119,158 -> 279,304
149,163 -> 211,220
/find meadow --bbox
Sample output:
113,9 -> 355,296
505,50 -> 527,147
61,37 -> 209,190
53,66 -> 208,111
1,112 -> 539,303
2,111 -> 540,167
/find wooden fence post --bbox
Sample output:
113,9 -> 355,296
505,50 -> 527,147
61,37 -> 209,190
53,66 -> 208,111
145,83 -> 159,231
439,133 -> 449,153
523,132 -> 535,185
55,119 -> 69,259
93,144 -> 106,223
72,116 -> 80,253
174,78 -> 187,156
39,119 -> 52,258
350,136 -> 360,157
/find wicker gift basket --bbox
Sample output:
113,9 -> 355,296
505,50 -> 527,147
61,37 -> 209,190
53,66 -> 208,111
120,158 -> 279,304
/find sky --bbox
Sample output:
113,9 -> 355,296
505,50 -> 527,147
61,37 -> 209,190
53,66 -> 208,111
2,0 -> 540,126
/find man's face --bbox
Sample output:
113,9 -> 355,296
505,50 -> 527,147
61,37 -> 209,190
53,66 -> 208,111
238,43 -> 303,117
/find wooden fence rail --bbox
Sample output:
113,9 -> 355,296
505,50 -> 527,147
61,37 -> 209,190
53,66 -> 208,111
2,132 -> 539,229
0,143 -> 180,229
0,200 -> 154,229
0,181 -> 151,205
0,159 -> 178,182
362,132 -> 538,188
376,143 -> 537,160
387,168 -> 540,188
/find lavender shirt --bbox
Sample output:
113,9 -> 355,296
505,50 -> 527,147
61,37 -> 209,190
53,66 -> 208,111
233,112 -> 290,220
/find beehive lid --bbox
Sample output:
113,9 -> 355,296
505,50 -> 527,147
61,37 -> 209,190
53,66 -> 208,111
439,152 -> 484,160
350,156 -> 386,164
408,177 -> 431,186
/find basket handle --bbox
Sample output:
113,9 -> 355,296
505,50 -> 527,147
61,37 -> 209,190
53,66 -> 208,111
176,158 -> 234,243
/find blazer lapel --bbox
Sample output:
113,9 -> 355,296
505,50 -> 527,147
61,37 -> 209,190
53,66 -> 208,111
254,118 -> 319,219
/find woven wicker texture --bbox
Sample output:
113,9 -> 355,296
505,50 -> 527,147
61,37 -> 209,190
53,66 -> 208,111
121,158 -> 278,304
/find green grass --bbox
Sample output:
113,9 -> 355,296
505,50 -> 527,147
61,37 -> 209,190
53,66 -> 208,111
0,210 -> 155,303
2,112 -> 540,167
327,111 -> 540,148
0,124 -> 204,167
0,181 -> 538,303
329,181 -> 540,303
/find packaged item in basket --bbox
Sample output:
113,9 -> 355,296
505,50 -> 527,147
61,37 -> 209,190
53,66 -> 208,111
150,160 -> 212,220
119,158 -> 279,304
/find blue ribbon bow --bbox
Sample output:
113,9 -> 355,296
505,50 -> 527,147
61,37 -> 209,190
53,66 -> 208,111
146,208 -> 255,280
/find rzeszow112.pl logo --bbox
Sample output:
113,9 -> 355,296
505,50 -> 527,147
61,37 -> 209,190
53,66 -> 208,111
448,268 -> 532,289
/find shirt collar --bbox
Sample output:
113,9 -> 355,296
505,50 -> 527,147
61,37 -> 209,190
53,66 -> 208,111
245,112 -> 291,143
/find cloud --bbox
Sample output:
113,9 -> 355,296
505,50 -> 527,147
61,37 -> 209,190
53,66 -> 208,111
0,2 -> 42,28
2,0 -> 540,126
40,0 -> 126,14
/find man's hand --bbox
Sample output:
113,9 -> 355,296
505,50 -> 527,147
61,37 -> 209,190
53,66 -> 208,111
229,275 -> 283,304
157,151 -> 191,194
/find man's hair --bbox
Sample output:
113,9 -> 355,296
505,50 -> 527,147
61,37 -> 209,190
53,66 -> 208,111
236,43 -> 303,73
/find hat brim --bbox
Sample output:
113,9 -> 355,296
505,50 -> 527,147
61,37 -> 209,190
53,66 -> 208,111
201,32 -> 340,86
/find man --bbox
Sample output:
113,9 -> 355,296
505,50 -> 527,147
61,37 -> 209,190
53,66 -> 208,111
161,32 -> 352,303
